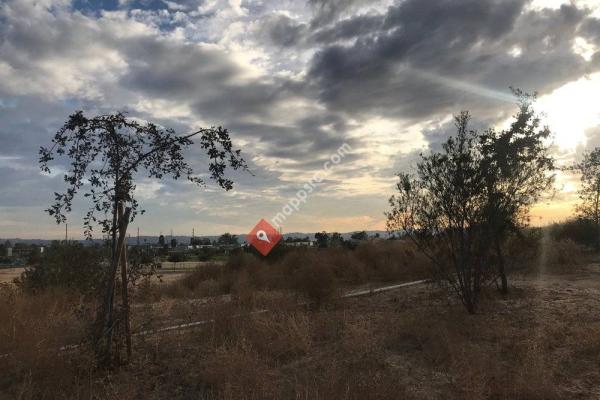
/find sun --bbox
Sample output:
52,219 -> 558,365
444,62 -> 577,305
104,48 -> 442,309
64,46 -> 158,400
536,72 -> 600,151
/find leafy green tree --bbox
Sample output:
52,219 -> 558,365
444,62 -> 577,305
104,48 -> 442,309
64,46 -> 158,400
18,243 -> 106,294
39,111 -> 247,365
350,231 -> 368,241
330,232 -> 344,247
314,231 -> 329,248
387,95 -> 554,312
572,147 -> 600,250
168,252 -> 186,265
218,233 -> 239,246
479,90 -> 554,293
387,112 -> 488,313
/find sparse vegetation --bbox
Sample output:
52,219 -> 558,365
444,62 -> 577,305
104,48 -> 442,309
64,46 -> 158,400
17,243 -> 107,294
387,93 -> 554,313
140,241 -> 428,305
39,111 -> 248,365
1,246 -> 599,399
571,147 -> 600,250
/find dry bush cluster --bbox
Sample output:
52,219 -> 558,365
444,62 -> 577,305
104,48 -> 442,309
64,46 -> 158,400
138,240 -> 429,305
504,232 -> 590,274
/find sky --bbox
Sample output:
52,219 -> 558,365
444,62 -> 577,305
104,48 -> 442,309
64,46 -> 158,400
0,0 -> 599,239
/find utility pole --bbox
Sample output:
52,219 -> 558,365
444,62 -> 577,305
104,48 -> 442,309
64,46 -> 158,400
65,223 -> 68,244
137,227 -> 140,246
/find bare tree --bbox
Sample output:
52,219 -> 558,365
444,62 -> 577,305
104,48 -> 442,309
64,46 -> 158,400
39,111 -> 247,365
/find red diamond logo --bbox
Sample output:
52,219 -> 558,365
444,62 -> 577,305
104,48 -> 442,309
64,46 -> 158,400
247,219 -> 282,256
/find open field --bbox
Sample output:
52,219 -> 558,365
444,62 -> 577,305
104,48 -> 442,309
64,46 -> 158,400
159,261 -> 222,271
1,244 -> 599,399
153,261 -> 226,284
128,262 -> 600,399
0,267 -> 24,284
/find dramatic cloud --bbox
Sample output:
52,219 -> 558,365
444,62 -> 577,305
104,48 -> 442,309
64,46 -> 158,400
308,0 -> 599,121
0,0 -> 599,238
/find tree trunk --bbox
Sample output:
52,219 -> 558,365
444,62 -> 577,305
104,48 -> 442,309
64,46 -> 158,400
118,203 -> 132,361
96,205 -> 131,366
495,241 -> 508,294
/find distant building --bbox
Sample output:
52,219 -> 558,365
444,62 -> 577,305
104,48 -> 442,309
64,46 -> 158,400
188,244 -> 214,250
284,240 -> 313,247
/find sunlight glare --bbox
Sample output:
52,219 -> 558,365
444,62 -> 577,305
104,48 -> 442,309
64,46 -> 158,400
536,73 -> 600,151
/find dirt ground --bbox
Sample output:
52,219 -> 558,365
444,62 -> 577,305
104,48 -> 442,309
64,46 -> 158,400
159,261 -> 222,270
115,262 -> 600,399
0,267 -> 24,283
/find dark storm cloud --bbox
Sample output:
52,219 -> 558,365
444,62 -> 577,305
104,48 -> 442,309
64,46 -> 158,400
312,13 -> 382,43
2,0 -> 600,237
308,0 -> 363,27
307,0 -> 600,123
118,35 -> 306,122
261,14 -> 307,47
116,32 -> 362,162
228,114 -> 360,161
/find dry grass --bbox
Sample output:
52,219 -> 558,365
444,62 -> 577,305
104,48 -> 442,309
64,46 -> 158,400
4,267 -> 600,399
1,239 -> 599,399
0,284 -> 97,399
116,270 -> 600,400
139,240 -> 429,306
505,234 -> 591,275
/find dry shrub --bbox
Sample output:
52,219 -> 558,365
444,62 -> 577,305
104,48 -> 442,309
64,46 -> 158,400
154,263 -> 230,300
134,277 -> 162,303
506,234 -> 588,275
562,322 -> 600,381
0,285 -> 96,399
354,240 -> 429,282
310,310 -> 346,342
505,340 -> 560,400
318,247 -> 368,284
341,317 -> 381,358
288,352 -> 412,400
200,341 -> 280,399
385,308 -> 562,400
143,241 -> 432,307
504,232 -> 541,272
546,238 -> 587,270
291,260 -> 337,306
230,271 -> 260,308
243,312 -> 311,362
